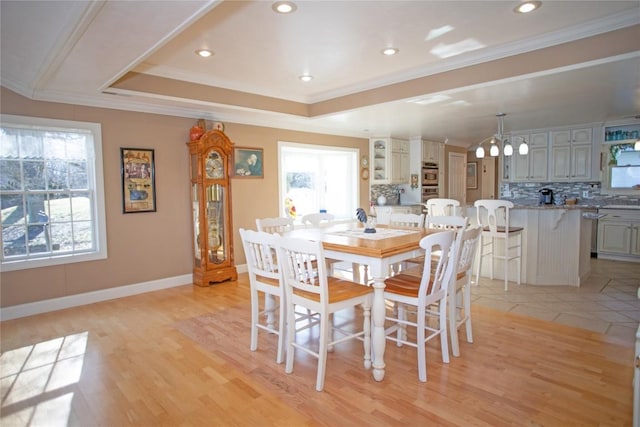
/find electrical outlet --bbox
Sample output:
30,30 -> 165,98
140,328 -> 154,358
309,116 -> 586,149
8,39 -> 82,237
582,190 -> 589,198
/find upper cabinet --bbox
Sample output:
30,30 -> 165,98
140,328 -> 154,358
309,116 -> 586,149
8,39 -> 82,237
422,140 -> 440,163
370,137 -> 409,184
500,125 -> 596,183
549,127 -> 592,181
512,132 -> 548,182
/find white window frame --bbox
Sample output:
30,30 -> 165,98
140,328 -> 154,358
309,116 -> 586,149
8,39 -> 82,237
0,114 -> 108,271
600,143 -> 640,196
277,141 -> 359,223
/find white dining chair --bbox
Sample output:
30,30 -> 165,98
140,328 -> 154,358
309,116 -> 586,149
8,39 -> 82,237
256,217 -> 294,234
388,212 -> 425,228
239,228 -> 287,363
382,230 -> 456,382
301,212 -> 335,228
448,225 -> 482,358
425,198 -> 461,217
276,234 -> 373,391
388,213 -> 426,274
474,199 -> 523,291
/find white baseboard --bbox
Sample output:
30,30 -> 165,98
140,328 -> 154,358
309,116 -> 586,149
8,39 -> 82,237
0,274 -> 193,321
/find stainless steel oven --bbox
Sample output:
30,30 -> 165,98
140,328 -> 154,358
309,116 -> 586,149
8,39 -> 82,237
422,186 -> 439,203
422,162 -> 438,186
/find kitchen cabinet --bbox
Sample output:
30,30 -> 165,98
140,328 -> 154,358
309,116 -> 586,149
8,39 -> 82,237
512,132 -> 548,182
597,208 -> 640,261
370,137 -> 409,184
549,127 -> 592,181
422,140 -> 440,163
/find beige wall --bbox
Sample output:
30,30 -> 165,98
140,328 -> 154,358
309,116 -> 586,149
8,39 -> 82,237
0,87 -> 368,307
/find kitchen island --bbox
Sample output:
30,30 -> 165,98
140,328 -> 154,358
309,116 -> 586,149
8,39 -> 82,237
467,205 -> 593,286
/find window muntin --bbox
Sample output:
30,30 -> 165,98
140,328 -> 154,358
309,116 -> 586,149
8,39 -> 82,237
0,115 -> 107,271
278,142 -> 358,222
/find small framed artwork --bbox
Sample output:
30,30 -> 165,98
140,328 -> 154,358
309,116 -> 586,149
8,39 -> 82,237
121,148 -> 156,213
233,147 -> 264,178
466,161 -> 478,189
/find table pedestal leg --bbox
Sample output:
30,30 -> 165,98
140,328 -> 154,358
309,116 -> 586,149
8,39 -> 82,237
371,277 -> 386,381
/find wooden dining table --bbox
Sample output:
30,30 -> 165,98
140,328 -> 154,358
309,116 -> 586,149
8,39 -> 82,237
283,222 -> 436,381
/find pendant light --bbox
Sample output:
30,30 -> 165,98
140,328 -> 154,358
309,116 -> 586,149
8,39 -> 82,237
475,113 -> 528,158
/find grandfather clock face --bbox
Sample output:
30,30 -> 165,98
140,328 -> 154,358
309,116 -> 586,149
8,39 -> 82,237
205,150 -> 224,179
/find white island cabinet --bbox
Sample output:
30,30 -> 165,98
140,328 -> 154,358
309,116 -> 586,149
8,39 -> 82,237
467,206 -> 592,286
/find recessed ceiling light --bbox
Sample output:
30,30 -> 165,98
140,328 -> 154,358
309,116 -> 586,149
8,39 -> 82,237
272,1 -> 297,14
513,1 -> 541,14
381,47 -> 399,56
195,49 -> 213,58
299,75 -> 313,82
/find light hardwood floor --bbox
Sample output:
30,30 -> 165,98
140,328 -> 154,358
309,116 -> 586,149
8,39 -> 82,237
1,259 -> 636,426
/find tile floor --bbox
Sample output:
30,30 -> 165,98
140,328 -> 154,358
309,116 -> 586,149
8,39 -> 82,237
472,257 -> 640,345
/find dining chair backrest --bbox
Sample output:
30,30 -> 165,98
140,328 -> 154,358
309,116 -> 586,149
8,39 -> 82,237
425,215 -> 468,231
240,228 -> 280,282
455,225 -> 482,278
277,236 -> 329,304
256,217 -> 295,234
474,199 -> 513,235
417,230 -> 456,303
302,212 -> 335,228
389,213 -> 425,228
425,198 -> 461,217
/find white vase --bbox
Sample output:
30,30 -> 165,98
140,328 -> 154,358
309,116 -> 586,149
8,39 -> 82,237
377,195 -> 387,206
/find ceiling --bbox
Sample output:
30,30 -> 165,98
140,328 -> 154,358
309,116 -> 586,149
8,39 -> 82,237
1,0 -> 639,148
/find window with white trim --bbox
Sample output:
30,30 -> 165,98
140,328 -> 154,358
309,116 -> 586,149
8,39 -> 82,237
278,141 -> 358,222
0,115 -> 107,271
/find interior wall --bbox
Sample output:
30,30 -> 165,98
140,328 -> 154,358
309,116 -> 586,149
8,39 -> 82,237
0,87 -> 367,307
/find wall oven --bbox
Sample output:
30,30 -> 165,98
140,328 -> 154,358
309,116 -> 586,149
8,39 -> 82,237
422,186 -> 439,203
422,162 -> 438,186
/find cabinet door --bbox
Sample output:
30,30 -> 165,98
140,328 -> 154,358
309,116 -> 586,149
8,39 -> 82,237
551,130 -> 571,146
598,221 -> 631,254
391,151 -> 409,183
571,144 -> 591,180
530,132 -> 548,147
550,145 -> 571,180
422,140 -> 439,162
513,151 -> 530,181
529,146 -> 548,180
571,128 -> 592,144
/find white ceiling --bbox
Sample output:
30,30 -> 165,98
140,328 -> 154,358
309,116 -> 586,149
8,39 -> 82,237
1,0 -> 639,147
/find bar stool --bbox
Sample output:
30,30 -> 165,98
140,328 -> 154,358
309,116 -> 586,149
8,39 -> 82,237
474,200 -> 523,291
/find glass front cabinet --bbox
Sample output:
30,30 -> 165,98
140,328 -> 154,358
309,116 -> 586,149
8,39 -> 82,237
187,130 -> 237,286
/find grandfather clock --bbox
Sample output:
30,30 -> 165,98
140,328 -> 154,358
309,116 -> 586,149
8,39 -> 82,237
187,129 -> 237,286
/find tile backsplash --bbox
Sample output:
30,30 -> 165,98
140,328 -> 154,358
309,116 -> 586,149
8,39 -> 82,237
500,181 -> 639,207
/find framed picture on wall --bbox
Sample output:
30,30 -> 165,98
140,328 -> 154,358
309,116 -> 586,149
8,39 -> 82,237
121,148 -> 156,213
466,161 -> 478,189
233,147 -> 264,178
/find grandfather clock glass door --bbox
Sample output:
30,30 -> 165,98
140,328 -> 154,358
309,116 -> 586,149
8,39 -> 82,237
205,182 -> 226,264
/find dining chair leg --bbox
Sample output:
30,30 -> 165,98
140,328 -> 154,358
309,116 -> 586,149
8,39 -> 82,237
463,281 -> 473,343
285,300 -> 297,375
439,297 -> 450,365
448,288 -> 460,358
316,315 -> 330,391
250,290 -> 259,352
276,295 -> 286,364
417,313 -> 427,382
